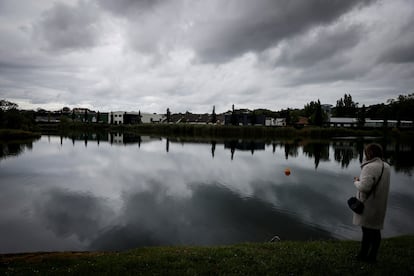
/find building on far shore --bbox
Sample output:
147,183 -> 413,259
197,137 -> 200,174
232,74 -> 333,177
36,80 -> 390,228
141,113 -> 165,124
224,110 -> 266,126
108,111 -> 165,124
328,117 -> 414,128
265,118 -> 286,127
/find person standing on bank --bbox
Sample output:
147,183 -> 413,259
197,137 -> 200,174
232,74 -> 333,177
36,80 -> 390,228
353,143 -> 391,263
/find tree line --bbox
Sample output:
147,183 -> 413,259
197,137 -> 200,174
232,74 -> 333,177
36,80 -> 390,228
251,93 -> 413,126
0,100 -> 36,130
1,93 -> 413,130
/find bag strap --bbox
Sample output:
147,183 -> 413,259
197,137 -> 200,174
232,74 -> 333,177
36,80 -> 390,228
365,161 -> 384,200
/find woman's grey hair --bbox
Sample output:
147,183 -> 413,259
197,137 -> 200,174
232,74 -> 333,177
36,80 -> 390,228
364,143 -> 383,160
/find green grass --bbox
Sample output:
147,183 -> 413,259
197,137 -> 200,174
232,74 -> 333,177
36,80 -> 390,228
1,236 -> 413,275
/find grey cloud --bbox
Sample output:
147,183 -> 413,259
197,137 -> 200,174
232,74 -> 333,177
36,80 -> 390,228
1,0 -> 413,112
287,61 -> 367,86
379,37 -> 414,64
96,0 -> 376,63
189,0 -> 375,63
0,61 -> 91,106
380,7 -> 414,64
275,24 -> 363,68
98,0 -> 163,16
33,1 -> 101,52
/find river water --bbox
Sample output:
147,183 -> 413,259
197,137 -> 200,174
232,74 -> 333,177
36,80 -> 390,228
0,134 -> 413,253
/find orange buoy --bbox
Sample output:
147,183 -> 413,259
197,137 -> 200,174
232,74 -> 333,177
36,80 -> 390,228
284,168 -> 291,176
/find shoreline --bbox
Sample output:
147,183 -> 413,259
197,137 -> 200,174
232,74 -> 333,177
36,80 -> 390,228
0,129 -> 41,141
37,122 -> 414,141
1,236 -> 413,275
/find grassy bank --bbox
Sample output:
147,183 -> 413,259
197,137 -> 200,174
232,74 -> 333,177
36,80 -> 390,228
38,122 -> 414,141
0,129 -> 41,141
1,236 -> 413,275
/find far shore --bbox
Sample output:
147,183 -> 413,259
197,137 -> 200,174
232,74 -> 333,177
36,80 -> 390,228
0,129 -> 41,141
35,122 -> 414,142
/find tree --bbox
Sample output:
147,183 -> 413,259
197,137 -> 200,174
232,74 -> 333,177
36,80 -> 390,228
280,108 -> 291,125
84,109 -> 88,123
211,105 -> 217,124
390,93 -> 414,122
357,104 -> 366,128
0,100 -> 35,130
230,104 -> 237,125
335,98 -> 344,117
304,101 -> 318,118
166,108 -> 171,123
303,100 -> 324,126
333,94 -> 358,117
138,110 -> 142,124
251,110 -> 257,125
314,100 -> 323,126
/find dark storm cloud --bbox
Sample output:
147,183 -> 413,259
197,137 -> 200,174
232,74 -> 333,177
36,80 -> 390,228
275,24 -> 363,67
192,0 -> 376,62
377,12 -> 414,64
95,0 -> 376,63
98,0 -> 163,16
379,37 -> 414,64
1,0 -> 412,111
33,1 -> 101,51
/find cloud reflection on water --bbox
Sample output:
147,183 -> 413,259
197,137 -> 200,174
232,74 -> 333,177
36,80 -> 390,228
89,181 -> 333,251
0,135 -> 413,253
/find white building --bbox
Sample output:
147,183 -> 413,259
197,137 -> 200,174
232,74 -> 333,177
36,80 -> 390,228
108,111 -> 165,124
329,117 -> 357,127
140,113 -> 165,124
329,117 -> 413,128
109,111 -> 128,125
265,118 -> 286,127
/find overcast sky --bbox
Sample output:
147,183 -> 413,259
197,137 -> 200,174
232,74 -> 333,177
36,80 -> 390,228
0,0 -> 413,113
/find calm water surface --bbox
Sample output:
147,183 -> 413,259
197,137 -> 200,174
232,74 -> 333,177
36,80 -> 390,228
0,134 -> 413,253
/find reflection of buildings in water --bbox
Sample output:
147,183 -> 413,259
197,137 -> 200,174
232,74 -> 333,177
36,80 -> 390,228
224,140 -> 265,160
109,133 -> 123,144
109,133 -> 159,146
69,133 -> 109,146
41,135 -> 414,174
65,133 -> 159,147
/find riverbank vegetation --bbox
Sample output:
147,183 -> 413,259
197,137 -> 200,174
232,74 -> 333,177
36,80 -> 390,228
0,129 -> 41,141
39,121 -> 414,142
2,94 -> 414,141
1,236 -> 413,275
